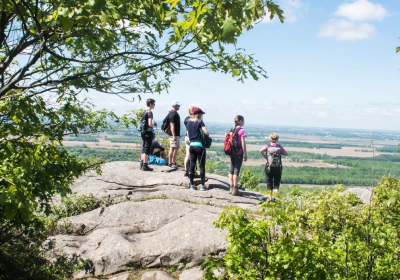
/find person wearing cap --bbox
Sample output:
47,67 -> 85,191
168,101 -> 181,169
185,107 -> 209,191
183,106 -> 195,176
259,133 -> 289,201
140,98 -> 157,171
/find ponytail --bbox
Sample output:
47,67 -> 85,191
233,115 -> 244,129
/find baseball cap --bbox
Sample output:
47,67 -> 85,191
171,101 -> 181,106
193,107 -> 205,115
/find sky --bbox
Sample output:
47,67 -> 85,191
89,0 -> 400,131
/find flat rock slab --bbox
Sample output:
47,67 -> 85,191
50,161 -> 263,278
141,271 -> 174,280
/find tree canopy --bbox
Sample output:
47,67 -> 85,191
0,0 -> 284,220
1,0 -> 284,99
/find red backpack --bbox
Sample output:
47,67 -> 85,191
224,128 -> 242,155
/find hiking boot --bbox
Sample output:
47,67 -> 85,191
172,163 -> 179,169
228,186 -> 233,194
142,164 -> 153,171
231,186 -> 240,196
199,185 -> 207,191
190,185 -> 197,190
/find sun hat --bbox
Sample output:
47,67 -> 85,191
192,107 -> 205,115
269,133 -> 279,142
171,101 -> 181,106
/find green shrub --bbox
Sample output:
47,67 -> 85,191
203,177 -> 400,279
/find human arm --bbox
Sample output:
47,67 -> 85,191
201,126 -> 209,136
147,117 -> 157,128
280,146 -> 289,156
242,136 -> 247,162
147,111 -> 157,128
170,122 -> 176,140
260,147 -> 268,160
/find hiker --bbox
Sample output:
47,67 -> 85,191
186,107 -> 209,191
140,132 -> 166,163
184,106 -> 195,176
140,98 -> 157,171
228,115 -> 247,196
259,133 -> 289,201
168,101 -> 181,169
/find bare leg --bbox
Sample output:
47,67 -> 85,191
160,151 -> 166,161
233,174 -> 239,187
141,153 -> 149,163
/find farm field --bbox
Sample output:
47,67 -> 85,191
62,124 -> 400,188
212,142 -> 389,158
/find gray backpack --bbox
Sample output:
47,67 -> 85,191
267,146 -> 282,169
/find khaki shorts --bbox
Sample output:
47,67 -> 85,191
169,136 -> 181,148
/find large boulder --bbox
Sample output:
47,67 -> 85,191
50,161 -> 262,278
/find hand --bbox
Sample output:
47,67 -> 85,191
173,136 -> 176,141
244,156 -> 247,162
153,122 -> 157,127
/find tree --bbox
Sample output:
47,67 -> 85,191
0,0 -> 284,220
203,178 -> 400,279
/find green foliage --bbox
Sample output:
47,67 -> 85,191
239,170 -> 261,190
0,0 -> 283,100
0,93 -> 134,221
375,146 -> 400,153
204,178 -> 400,279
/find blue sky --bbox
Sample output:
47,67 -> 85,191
91,0 -> 400,131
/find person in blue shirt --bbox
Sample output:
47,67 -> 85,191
185,107 -> 209,191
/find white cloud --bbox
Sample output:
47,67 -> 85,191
262,0 -> 307,24
335,0 -> 389,22
241,99 -> 256,105
318,0 -> 388,41
318,19 -> 376,41
312,97 -> 328,105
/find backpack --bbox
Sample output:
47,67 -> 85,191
137,110 -> 149,132
224,128 -> 242,155
161,111 -> 172,135
266,146 -> 282,169
199,128 -> 212,148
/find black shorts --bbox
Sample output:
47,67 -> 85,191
141,131 -> 153,155
265,165 -> 282,190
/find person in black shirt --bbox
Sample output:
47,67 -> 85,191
168,101 -> 181,169
184,106 -> 195,176
140,98 -> 157,171
186,107 -> 209,191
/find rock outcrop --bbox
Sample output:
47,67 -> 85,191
49,162 -> 263,279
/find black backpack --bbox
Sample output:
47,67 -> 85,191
199,128 -> 212,148
161,111 -> 172,136
137,110 -> 149,132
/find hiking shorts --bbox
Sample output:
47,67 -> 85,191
265,165 -> 282,190
169,136 -> 181,148
141,131 -> 153,155
229,154 -> 243,176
